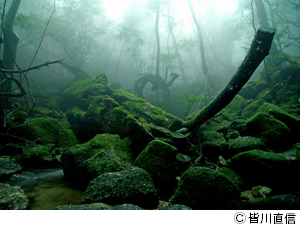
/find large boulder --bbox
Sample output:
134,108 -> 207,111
81,167 -> 159,209
61,133 -> 133,187
14,117 -> 65,144
228,149 -> 298,193
0,183 -> 29,210
245,112 -> 292,151
228,136 -> 266,157
257,102 -> 300,143
0,158 -> 22,181
134,140 -> 179,198
170,167 -> 241,209
58,129 -> 79,148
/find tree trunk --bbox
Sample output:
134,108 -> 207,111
254,0 -> 279,56
155,1 -> 160,76
0,0 -> 22,111
187,0 -> 211,85
182,27 -> 275,130
167,5 -> 188,84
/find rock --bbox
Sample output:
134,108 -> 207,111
9,171 -> 36,181
21,145 -> 59,169
56,203 -> 143,210
170,167 -> 241,209
199,131 -> 227,162
244,194 -> 300,210
257,102 -> 300,143
0,183 -> 29,210
61,133 -> 133,187
228,136 -> 265,157
14,117 -> 65,144
226,131 -> 240,140
238,80 -> 268,99
219,167 -> 251,191
135,140 -> 179,198
0,158 -> 23,181
228,149 -> 298,193
245,112 -> 292,151
252,185 -> 272,198
81,167 -> 159,209
58,129 -> 79,147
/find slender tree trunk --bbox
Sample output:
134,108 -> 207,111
0,0 -> 22,112
155,1 -> 160,76
254,0 -> 279,56
112,40 -> 126,83
167,5 -> 188,84
187,0 -> 211,86
183,27 -> 275,130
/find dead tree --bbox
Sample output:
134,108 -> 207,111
182,26 -> 276,130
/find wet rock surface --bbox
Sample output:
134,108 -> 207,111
0,183 -> 29,210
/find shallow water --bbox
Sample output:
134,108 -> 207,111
6,168 -> 84,210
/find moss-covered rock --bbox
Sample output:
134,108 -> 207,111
199,131 -> 227,162
170,167 -> 241,209
241,99 -> 264,118
81,167 -> 159,209
135,140 -> 179,198
58,129 -> 79,148
14,117 -> 65,144
228,136 -> 265,157
245,112 -> 292,151
219,167 -> 251,191
61,133 -> 133,187
229,150 -> 298,193
21,145 -> 59,169
238,79 -> 268,99
257,102 -> 300,143
0,158 -> 22,181
0,183 -> 29,210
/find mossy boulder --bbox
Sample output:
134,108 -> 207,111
0,183 -> 29,210
170,167 -> 241,209
0,158 -> 23,181
58,129 -> 79,148
61,133 -> 133,187
241,99 -> 264,118
245,112 -> 292,151
14,117 -> 65,144
229,150 -> 298,193
257,102 -> 300,142
219,167 -> 251,191
135,140 -> 179,198
228,136 -> 265,157
21,145 -> 59,169
199,131 -> 227,162
81,167 -> 159,209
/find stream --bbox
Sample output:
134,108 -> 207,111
6,168 -> 84,210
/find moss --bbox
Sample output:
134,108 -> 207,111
221,95 -> 248,121
58,129 -> 79,148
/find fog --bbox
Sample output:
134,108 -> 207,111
1,0 -> 300,117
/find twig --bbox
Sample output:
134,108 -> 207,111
0,59 -> 62,74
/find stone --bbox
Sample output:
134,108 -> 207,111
170,167 -> 241,209
0,183 -> 29,210
56,203 -> 143,210
0,158 -> 22,181
61,133 -> 133,187
58,129 -> 79,147
81,167 -> 159,209
228,136 -> 265,157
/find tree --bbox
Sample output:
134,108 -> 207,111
0,0 -> 22,112
182,27 -> 275,130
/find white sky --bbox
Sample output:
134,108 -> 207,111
102,0 -> 237,20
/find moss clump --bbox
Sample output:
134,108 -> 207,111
221,95 -> 248,121
170,167 -> 241,209
58,129 -> 79,148
245,112 -> 291,151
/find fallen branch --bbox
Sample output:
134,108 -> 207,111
183,26 -> 276,130
0,59 -> 63,74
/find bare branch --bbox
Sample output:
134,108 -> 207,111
0,59 -> 63,74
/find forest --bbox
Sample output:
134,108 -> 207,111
0,0 -> 300,212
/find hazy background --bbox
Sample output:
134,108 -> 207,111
1,0 -> 299,113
